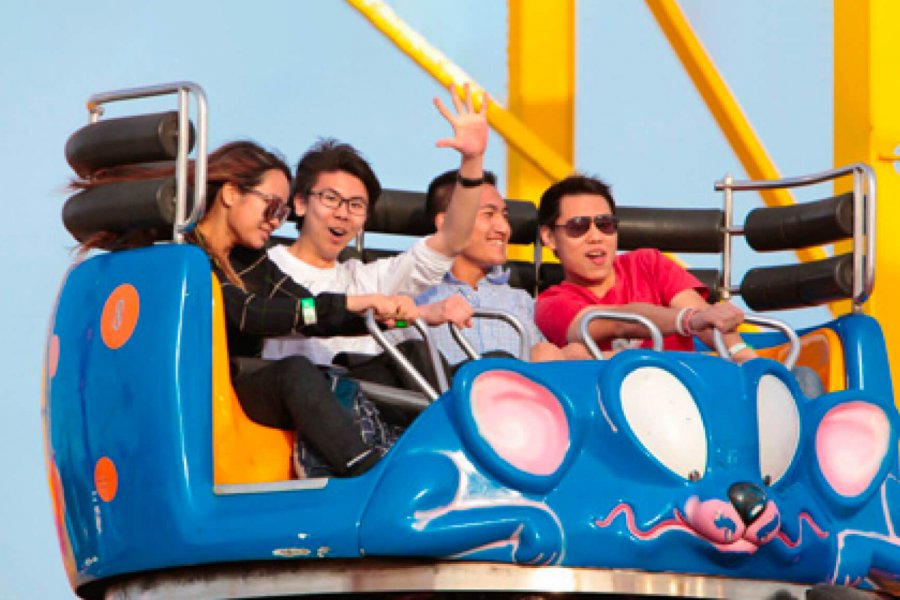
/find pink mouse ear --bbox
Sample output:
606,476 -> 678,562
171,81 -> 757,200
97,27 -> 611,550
471,371 -> 570,476
816,401 -> 891,497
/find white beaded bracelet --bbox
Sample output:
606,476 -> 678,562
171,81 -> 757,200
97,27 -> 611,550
675,307 -> 690,337
728,342 -> 748,357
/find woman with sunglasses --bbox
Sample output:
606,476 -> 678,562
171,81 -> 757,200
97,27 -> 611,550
77,141 -> 419,477
535,174 -> 756,361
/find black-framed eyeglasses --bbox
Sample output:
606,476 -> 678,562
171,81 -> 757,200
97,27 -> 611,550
554,214 -> 619,238
244,188 -> 291,223
308,188 -> 369,216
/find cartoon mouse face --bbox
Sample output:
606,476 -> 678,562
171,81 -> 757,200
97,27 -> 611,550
360,351 -> 900,588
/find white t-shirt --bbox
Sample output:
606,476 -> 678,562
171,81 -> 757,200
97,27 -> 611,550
263,237 -> 455,365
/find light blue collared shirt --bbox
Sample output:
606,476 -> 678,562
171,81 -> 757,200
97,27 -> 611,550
416,266 -> 544,365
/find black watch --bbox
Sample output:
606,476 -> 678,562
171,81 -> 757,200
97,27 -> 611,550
456,172 -> 485,188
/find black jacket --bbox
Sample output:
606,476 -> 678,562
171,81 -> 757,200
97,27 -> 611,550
211,246 -> 368,358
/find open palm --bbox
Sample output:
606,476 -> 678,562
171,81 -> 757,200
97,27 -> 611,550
434,83 -> 489,160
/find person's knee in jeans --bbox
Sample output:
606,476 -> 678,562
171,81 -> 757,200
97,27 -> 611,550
274,356 -> 380,476
791,365 -> 825,399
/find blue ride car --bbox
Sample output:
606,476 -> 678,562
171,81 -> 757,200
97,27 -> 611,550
44,82 -> 900,599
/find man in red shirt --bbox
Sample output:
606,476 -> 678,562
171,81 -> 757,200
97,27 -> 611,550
535,175 -> 757,361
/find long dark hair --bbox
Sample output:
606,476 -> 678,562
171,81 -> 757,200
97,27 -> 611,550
74,140 -> 290,287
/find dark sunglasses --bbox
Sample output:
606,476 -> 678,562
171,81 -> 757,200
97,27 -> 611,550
554,214 -> 619,238
244,188 -> 291,223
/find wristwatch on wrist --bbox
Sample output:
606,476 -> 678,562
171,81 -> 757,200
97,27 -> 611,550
456,172 -> 485,188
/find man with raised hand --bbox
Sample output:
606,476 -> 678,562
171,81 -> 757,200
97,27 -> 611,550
264,85 -> 488,389
417,169 -> 587,365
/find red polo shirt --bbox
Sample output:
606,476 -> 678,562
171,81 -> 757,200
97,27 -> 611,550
535,248 -> 707,351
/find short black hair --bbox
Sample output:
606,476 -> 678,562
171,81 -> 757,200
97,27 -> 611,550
425,169 -> 498,223
538,174 -> 616,228
291,138 -> 382,227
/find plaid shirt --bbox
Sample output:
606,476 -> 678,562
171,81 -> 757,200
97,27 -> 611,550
416,267 -> 543,365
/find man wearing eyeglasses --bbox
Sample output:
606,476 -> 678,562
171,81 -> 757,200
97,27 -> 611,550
535,174 -> 758,360
263,85 -> 486,388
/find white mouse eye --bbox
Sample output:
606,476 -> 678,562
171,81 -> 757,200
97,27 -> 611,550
757,374 -> 800,486
621,367 -> 707,480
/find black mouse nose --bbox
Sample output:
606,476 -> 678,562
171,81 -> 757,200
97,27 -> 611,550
728,482 -> 768,525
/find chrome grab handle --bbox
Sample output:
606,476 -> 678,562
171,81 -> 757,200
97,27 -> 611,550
364,310 -> 448,402
450,326 -> 480,362
713,314 -> 800,370
715,162 -> 876,312
448,308 -> 531,361
86,81 -> 209,243
411,318 -> 449,394
578,309 -> 664,360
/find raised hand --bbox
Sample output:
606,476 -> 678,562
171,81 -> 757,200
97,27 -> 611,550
433,83 -> 489,160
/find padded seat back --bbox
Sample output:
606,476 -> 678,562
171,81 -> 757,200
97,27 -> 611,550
363,189 -> 725,298
210,274 -> 293,485
753,327 -> 846,393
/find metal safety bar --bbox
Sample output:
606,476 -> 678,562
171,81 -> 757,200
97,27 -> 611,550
86,81 -> 209,243
364,310 -> 447,402
579,309 -> 664,360
715,163 -> 876,313
411,319 -> 450,394
449,309 -> 532,362
713,314 -> 801,370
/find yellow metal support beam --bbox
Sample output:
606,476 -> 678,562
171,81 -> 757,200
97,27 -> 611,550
645,0 -> 827,264
834,0 -> 900,380
507,0 -> 576,201
346,0 -> 573,183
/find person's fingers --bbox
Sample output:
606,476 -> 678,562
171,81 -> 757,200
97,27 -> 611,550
463,82 -> 473,112
722,303 -> 743,320
696,304 -> 741,332
433,96 -> 455,123
717,318 -> 740,332
449,83 -> 464,114
479,90 -> 489,115
435,138 -> 457,149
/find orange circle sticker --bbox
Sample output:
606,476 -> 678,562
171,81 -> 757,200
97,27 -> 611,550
48,334 -> 60,379
94,456 -> 118,502
101,284 -> 139,349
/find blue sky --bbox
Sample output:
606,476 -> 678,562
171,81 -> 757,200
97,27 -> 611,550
0,2 -> 830,597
